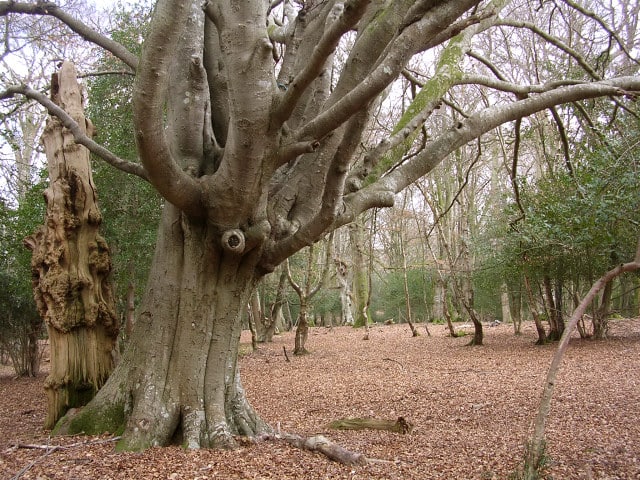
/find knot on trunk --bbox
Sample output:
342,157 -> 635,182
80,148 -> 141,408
221,229 -> 245,254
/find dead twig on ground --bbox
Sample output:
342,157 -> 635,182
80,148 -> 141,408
10,436 -> 121,480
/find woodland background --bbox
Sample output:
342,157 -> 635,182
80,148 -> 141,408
1,0 -> 640,478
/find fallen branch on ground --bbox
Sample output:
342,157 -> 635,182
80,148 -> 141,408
328,416 -> 413,434
11,436 -> 121,480
382,357 -> 404,370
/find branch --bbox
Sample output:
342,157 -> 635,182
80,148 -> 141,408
1,84 -> 149,181
549,106 -> 573,175
271,0 -> 370,127
496,18 -> 601,80
377,76 -> 640,196
132,0 -> 203,217
528,253 -> 640,472
261,432 -> 368,466
0,2 -> 138,70
293,0 -> 481,143
456,74 -> 583,96
559,0 -> 640,68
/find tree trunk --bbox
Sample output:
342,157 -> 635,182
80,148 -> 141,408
350,222 -> 370,328
433,276 -> 445,322
335,259 -> 355,326
24,62 -> 118,429
543,275 -> 561,341
593,279 -> 613,339
124,280 -> 136,340
524,275 -> 547,345
294,302 -> 310,355
263,266 -> 289,342
56,204 -> 270,449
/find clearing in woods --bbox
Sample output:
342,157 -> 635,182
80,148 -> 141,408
1,320 -> 639,479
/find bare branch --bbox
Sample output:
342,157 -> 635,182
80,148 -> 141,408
271,0 -> 370,128
528,252 -> 640,472
358,76 -> 640,203
1,84 -> 149,181
0,1 -> 138,70
559,0 -> 640,68
496,18 -> 601,80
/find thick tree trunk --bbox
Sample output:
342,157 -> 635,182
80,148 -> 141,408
24,62 -> 118,429
56,204 -> 270,449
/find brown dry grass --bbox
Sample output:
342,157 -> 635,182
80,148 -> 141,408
1,319 -> 639,479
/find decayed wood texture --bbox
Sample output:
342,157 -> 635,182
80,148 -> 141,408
24,62 -> 118,429
328,416 -> 414,434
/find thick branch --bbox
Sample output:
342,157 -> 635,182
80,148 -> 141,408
1,84 -> 148,181
378,77 -> 640,195
132,0 -> 203,217
294,0 -> 480,142
0,1 -> 138,70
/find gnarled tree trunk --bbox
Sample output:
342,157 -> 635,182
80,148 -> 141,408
24,62 -> 118,429
58,204 -> 270,449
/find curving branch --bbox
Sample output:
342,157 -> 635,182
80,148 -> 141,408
132,0 -> 202,218
559,0 -> 640,68
548,106 -> 573,176
337,76 -> 640,224
1,84 -> 149,181
0,1 -> 138,70
293,0 -> 481,143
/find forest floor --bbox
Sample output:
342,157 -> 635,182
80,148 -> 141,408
1,319 -> 639,480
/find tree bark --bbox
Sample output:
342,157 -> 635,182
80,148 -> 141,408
24,62 -> 118,429
524,275 -> 547,345
56,204 -> 270,449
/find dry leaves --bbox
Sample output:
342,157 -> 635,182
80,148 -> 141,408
1,319 -> 639,479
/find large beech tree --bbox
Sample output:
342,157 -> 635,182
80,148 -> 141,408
2,0 -> 640,450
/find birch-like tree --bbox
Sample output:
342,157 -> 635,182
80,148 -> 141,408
1,0 -> 639,451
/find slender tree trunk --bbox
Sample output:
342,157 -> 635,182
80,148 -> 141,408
501,283 -> 512,325
350,222 -> 370,328
526,251 -> 640,478
336,259 -> 355,326
433,277 -> 445,322
294,302 -> 310,355
24,62 -> 118,429
27,315 -> 44,377
57,204 -> 270,449
443,292 -> 458,338
524,275 -> 547,345
399,229 -> 419,337
593,280 -> 613,339
543,275 -> 560,341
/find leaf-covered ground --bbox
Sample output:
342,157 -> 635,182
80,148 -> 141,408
1,319 -> 639,479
